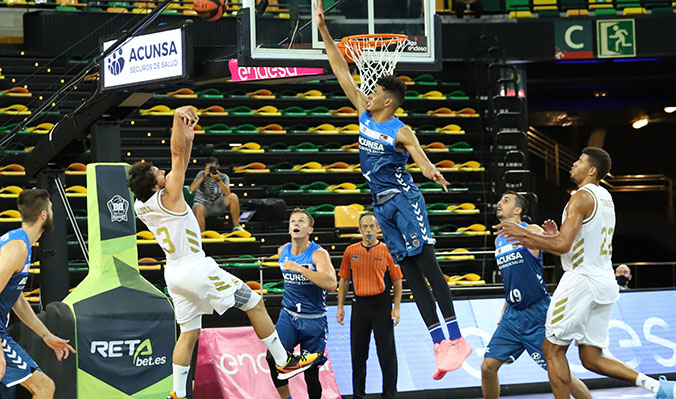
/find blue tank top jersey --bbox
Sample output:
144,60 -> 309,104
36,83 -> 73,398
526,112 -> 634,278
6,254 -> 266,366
495,222 -> 549,310
0,229 -> 31,333
358,111 -> 420,201
279,242 -> 327,314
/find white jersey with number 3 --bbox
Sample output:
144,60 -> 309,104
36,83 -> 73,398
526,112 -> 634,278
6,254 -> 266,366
560,183 -> 618,303
134,189 -> 205,262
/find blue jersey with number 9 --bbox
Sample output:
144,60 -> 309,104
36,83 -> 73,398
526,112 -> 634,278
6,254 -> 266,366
279,242 -> 327,314
495,222 -> 549,310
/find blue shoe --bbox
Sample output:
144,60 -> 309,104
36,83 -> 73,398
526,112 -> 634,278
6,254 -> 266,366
657,376 -> 676,399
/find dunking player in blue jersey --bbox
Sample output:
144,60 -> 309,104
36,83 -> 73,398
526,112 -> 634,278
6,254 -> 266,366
266,208 -> 338,399
0,189 -> 75,398
315,0 -> 471,379
481,192 -> 591,399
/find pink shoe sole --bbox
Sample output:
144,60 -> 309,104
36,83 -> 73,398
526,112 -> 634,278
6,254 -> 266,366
432,367 -> 447,380
440,338 -> 473,372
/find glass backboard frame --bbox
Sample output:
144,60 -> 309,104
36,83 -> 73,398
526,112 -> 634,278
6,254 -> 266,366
237,0 -> 441,71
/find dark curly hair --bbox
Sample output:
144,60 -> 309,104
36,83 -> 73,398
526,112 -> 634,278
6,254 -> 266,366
376,75 -> 406,109
127,162 -> 157,203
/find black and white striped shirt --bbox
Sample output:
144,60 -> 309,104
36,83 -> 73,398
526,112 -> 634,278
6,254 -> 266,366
192,170 -> 230,204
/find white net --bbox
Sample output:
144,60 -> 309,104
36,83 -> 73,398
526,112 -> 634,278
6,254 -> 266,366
341,35 -> 410,96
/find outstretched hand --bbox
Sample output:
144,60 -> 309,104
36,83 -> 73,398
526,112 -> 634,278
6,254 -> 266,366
43,333 -> 76,361
313,0 -> 326,29
424,167 -> 449,192
174,105 -> 199,140
542,219 -> 559,236
492,221 -> 526,242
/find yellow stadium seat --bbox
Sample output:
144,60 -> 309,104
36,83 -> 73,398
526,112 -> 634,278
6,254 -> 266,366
589,0 -> 613,8
623,6 -> 646,13
334,205 -> 361,229
509,10 -> 533,16
533,0 -> 558,10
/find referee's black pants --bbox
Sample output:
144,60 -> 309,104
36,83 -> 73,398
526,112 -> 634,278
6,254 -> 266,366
351,291 -> 398,399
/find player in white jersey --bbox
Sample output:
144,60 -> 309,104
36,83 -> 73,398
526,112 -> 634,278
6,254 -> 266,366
494,147 -> 675,399
127,106 -> 318,399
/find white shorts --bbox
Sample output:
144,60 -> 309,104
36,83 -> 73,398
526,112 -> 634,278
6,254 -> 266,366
165,255 -> 260,331
545,271 -> 614,348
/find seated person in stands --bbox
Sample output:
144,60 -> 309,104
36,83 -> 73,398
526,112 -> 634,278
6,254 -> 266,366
190,156 -> 242,232
453,0 -> 483,18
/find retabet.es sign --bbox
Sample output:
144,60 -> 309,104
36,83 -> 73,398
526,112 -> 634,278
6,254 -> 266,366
90,338 -> 167,367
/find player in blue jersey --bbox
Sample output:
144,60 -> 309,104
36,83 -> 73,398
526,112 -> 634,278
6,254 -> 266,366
0,189 -> 75,398
495,148 -> 676,399
481,192 -> 590,399
314,0 -> 471,379
266,208 -> 337,399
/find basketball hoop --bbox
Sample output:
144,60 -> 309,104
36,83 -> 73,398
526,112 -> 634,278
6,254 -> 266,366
338,34 -> 409,95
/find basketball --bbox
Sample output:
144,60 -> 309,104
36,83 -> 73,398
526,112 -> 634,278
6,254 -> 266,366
193,0 -> 226,21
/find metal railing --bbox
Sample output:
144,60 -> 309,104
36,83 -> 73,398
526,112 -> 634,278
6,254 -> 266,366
527,127 -> 676,223
526,127 -> 577,186
601,173 -> 676,223
614,261 -> 676,290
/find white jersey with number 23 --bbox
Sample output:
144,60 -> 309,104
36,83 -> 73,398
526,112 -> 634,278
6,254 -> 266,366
560,183 -> 618,304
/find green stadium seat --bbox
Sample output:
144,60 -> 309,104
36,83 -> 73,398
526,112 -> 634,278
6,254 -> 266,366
594,7 -> 618,13
616,0 -> 641,8
478,0 -> 502,12
559,0 -> 585,10
183,186 -> 194,207
506,0 -> 531,11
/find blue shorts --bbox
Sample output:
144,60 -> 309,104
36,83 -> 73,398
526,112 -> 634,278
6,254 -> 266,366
276,309 -> 328,365
1,334 -> 40,387
485,296 -> 550,370
374,192 -> 436,262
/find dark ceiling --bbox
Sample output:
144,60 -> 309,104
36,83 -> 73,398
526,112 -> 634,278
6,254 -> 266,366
525,57 -> 676,127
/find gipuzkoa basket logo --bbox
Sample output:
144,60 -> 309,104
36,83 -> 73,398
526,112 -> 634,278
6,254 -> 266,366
107,194 -> 129,222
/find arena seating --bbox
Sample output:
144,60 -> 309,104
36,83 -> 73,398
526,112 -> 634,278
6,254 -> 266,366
0,54 -> 514,318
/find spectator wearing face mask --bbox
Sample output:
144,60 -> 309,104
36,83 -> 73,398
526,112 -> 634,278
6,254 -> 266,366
615,264 -> 632,290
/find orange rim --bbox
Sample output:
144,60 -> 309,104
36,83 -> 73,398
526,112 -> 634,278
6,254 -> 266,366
338,34 -> 409,62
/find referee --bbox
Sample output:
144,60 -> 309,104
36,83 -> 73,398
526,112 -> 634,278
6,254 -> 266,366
337,212 -> 403,399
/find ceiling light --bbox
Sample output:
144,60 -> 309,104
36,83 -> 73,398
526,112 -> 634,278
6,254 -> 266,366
664,107 -> 676,113
632,118 -> 648,129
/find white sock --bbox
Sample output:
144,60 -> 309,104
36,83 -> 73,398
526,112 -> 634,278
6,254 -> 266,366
636,373 -> 660,394
172,364 -> 190,398
261,331 -> 288,366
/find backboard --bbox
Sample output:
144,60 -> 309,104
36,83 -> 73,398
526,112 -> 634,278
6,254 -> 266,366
238,0 -> 441,71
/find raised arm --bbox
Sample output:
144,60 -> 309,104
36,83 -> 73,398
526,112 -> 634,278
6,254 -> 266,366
494,190 -> 594,255
163,106 -> 199,209
314,0 -> 367,114
396,126 -> 450,191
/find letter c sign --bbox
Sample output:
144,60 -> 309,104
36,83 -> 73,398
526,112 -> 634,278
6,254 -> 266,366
565,25 -> 584,49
